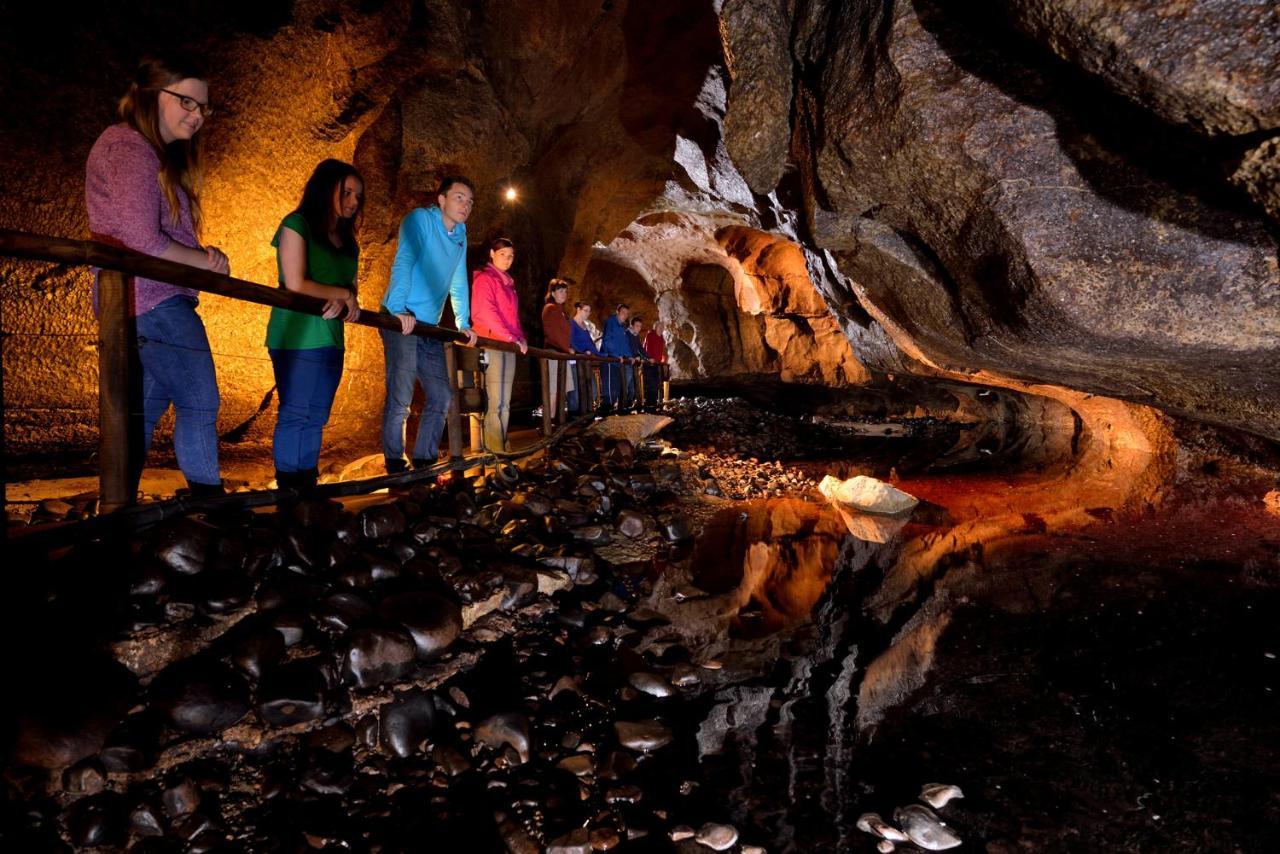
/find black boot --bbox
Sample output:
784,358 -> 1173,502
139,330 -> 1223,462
412,457 -> 434,471
185,479 -> 225,498
385,458 -> 409,475
276,469 -> 318,493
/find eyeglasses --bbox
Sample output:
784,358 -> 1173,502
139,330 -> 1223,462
153,88 -> 214,118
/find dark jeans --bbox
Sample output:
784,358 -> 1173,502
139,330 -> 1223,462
380,328 -> 451,467
642,363 -> 661,406
603,361 -> 633,408
133,295 -> 221,488
269,346 -> 343,474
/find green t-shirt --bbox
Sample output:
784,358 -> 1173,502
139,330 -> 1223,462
265,212 -> 359,350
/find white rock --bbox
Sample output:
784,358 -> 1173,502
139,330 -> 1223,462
893,804 -> 962,850
819,475 -> 918,515
695,822 -> 739,850
920,783 -> 964,809
856,812 -> 909,842
878,841 -> 896,854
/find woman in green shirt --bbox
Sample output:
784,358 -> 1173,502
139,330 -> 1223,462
267,159 -> 364,490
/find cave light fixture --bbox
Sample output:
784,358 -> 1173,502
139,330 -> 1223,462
504,184 -> 518,203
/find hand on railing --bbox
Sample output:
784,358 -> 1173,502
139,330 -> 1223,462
460,328 -> 478,347
342,292 -> 360,324
203,245 -> 230,275
321,298 -> 346,320
395,312 -> 416,335
517,340 -> 528,355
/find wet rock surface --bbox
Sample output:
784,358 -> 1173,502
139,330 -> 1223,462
3,410 -> 1280,851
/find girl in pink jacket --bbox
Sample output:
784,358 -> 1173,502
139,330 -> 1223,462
471,237 -> 526,451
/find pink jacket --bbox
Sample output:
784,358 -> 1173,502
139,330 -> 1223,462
470,263 -> 525,343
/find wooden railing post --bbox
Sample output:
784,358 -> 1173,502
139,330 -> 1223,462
539,358 -> 554,437
97,270 -> 133,512
556,360 -> 568,425
631,362 -> 643,411
443,343 -> 464,462
662,363 -> 670,403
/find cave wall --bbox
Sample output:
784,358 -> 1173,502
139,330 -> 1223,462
0,0 -> 725,460
2,0 -> 1278,463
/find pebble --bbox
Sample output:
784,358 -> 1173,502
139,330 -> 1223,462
379,690 -> 437,758
150,660 -> 250,735
920,782 -> 964,809
893,805 -> 962,850
590,826 -> 622,849
341,626 -> 417,687
857,812 -> 909,842
695,822 -> 739,850
378,591 -> 463,658
66,792 -> 128,848
670,825 -> 696,841
476,712 -> 531,764
257,660 -> 328,726
162,776 -> 202,817
628,671 -> 677,697
547,827 -> 592,854
613,720 -> 673,752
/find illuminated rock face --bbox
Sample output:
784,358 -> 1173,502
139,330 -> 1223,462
1,0 -> 1277,459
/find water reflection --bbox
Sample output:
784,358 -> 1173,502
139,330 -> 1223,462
686,499 -> 903,638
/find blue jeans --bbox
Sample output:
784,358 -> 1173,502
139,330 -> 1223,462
482,349 -> 516,451
269,347 -> 343,474
134,296 -> 221,488
380,329 -> 451,466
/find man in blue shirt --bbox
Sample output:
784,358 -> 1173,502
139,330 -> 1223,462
600,303 -> 633,409
379,176 -> 479,473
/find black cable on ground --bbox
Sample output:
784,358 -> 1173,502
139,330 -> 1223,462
10,409 -> 601,551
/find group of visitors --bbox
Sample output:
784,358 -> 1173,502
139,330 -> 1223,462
85,53 -> 666,498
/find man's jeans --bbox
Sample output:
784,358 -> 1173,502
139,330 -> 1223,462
134,296 -> 221,488
380,328 -> 451,468
269,346 -> 343,474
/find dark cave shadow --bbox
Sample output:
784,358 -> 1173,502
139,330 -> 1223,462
618,0 -> 723,158
908,0 -> 1277,246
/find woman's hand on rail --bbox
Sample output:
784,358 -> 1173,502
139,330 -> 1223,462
321,298 -> 346,320
342,292 -> 360,323
461,328 -> 478,346
517,340 -> 528,355
203,245 -> 230,275
396,313 -> 416,335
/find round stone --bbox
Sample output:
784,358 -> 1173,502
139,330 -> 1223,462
341,626 -> 417,688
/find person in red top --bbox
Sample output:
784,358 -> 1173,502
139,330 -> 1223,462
641,318 -> 666,405
540,277 -> 578,416
470,237 -> 526,451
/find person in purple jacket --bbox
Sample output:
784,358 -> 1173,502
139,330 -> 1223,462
85,53 -> 229,498
471,237 -> 527,451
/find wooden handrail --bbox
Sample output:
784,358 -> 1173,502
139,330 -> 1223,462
1,226 -> 672,514
0,228 -> 643,366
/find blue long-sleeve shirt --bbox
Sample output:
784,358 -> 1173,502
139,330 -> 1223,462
381,206 -> 471,329
571,320 -> 601,355
601,315 -> 630,356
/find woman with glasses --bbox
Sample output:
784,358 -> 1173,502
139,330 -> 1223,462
265,160 -> 364,492
470,237 -> 527,451
85,52 -> 229,498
